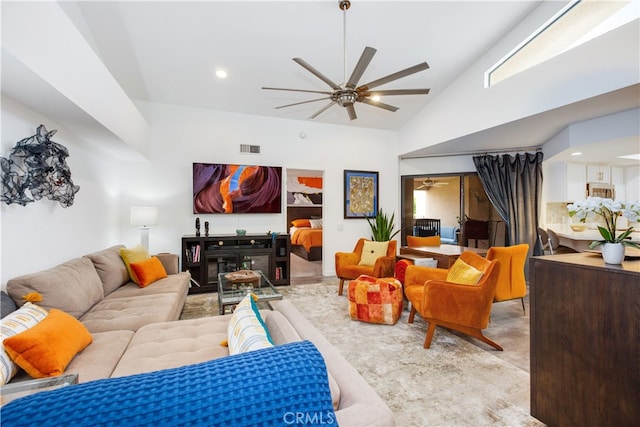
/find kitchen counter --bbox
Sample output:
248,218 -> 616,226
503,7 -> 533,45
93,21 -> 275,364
546,224 -> 640,252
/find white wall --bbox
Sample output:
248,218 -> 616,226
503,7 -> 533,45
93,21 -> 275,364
111,101 -> 400,278
1,98 -> 400,284
1,95 -> 121,285
399,7 -> 638,155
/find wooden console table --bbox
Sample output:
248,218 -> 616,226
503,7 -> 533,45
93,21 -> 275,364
530,253 -> 640,426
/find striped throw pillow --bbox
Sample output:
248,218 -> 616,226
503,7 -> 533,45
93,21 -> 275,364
1,302 -> 49,384
227,294 -> 273,355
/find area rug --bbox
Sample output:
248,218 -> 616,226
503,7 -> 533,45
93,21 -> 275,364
181,282 -> 544,427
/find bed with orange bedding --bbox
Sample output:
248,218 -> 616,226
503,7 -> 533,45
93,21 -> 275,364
287,206 -> 323,261
290,227 -> 323,261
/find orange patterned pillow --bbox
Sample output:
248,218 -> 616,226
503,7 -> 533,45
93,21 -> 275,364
3,309 -> 92,378
129,256 -> 168,287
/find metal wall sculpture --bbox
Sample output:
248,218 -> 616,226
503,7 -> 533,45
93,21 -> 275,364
1,124 -> 80,208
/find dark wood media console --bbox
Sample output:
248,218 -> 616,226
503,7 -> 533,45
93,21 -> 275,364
529,253 -> 639,426
181,233 -> 290,294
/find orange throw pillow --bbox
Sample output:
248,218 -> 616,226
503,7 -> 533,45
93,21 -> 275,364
129,256 -> 168,287
3,309 -> 92,378
291,219 -> 311,228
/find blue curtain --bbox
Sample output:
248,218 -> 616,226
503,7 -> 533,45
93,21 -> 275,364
473,152 -> 543,255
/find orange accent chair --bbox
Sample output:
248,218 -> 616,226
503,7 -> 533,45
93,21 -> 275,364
404,251 -> 502,350
335,239 -> 397,296
406,235 -> 441,247
486,244 -> 529,313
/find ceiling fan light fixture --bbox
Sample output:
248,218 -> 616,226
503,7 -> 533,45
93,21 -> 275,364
335,90 -> 357,106
262,0 -> 430,121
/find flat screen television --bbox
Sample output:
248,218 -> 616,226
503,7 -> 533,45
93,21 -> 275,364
193,163 -> 282,214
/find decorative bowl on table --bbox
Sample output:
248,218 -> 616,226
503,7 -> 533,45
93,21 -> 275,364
570,224 -> 587,232
225,270 -> 260,283
236,229 -> 247,236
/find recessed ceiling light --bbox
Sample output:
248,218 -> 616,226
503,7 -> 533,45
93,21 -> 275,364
215,69 -> 227,79
570,152 -> 582,156
618,153 -> 640,160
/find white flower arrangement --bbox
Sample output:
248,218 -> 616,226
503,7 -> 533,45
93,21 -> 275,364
567,197 -> 640,249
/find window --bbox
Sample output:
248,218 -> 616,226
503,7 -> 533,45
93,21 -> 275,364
485,0 -> 632,87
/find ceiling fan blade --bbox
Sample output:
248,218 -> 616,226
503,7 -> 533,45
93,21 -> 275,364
357,62 -> 429,91
293,58 -> 342,91
363,88 -> 430,96
262,87 -> 333,95
346,104 -> 357,121
275,97 -> 332,110
359,97 -> 399,112
309,101 -> 337,119
346,46 -> 376,89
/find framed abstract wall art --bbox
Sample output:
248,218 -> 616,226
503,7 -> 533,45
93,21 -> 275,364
344,170 -> 378,219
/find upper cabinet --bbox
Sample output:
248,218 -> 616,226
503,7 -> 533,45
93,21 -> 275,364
566,163 -> 587,201
586,164 -> 610,183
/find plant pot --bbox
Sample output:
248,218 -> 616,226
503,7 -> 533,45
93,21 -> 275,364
601,243 -> 625,264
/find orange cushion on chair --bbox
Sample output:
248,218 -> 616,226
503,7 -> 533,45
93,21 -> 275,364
348,275 -> 403,325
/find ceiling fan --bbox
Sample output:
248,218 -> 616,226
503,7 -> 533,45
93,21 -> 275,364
262,0 -> 430,121
416,178 -> 449,191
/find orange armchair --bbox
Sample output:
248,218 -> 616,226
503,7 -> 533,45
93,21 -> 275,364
335,239 -> 397,296
486,244 -> 529,313
404,251 -> 502,350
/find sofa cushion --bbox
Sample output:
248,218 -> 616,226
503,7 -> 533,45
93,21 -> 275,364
1,303 -> 49,385
63,330 -> 134,383
227,294 -> 274,355
129,256 -> 167,287
1,291 -> 17,318
119,245 -> 150,285
80,293 -> 183,333
262,310 -> 302,345
111,316 -> 231,378
84,245 -> 128,296
4,309 -> 92,378
105,272 -> 190,299
7,257 -> 104,319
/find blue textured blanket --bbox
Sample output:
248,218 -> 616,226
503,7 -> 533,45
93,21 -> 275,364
1,340 -> 338,427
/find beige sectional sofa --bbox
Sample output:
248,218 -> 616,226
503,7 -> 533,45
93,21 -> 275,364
4,245 -> 395,426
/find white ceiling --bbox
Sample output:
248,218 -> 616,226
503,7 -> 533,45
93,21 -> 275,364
7,1 -> 639,166
61,0 -> 539,130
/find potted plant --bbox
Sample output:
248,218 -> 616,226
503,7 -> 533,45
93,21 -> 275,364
367,208 -> 400,242
567,197 -> 640,264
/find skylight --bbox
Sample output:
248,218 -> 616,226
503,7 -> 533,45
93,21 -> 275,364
485,0 -> 635,87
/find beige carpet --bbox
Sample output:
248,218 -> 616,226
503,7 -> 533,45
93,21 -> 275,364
181,281 -> 544,427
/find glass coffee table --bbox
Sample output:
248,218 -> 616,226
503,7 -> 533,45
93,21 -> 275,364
217,270 -> 282,315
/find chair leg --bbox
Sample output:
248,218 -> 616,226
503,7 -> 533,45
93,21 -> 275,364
338,279 -> 345,296
423,322 -> 437,349
521,297 -> 526,315
408,305 -> 416,323
431,319 -> 504,351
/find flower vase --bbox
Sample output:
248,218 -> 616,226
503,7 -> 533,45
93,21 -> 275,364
601,243 -> 625,264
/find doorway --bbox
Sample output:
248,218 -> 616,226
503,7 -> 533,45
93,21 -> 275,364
401,173 -> 504,248
286,168 -> 323,280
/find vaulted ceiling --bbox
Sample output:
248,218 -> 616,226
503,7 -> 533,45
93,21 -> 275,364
3,1 -> 639,165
